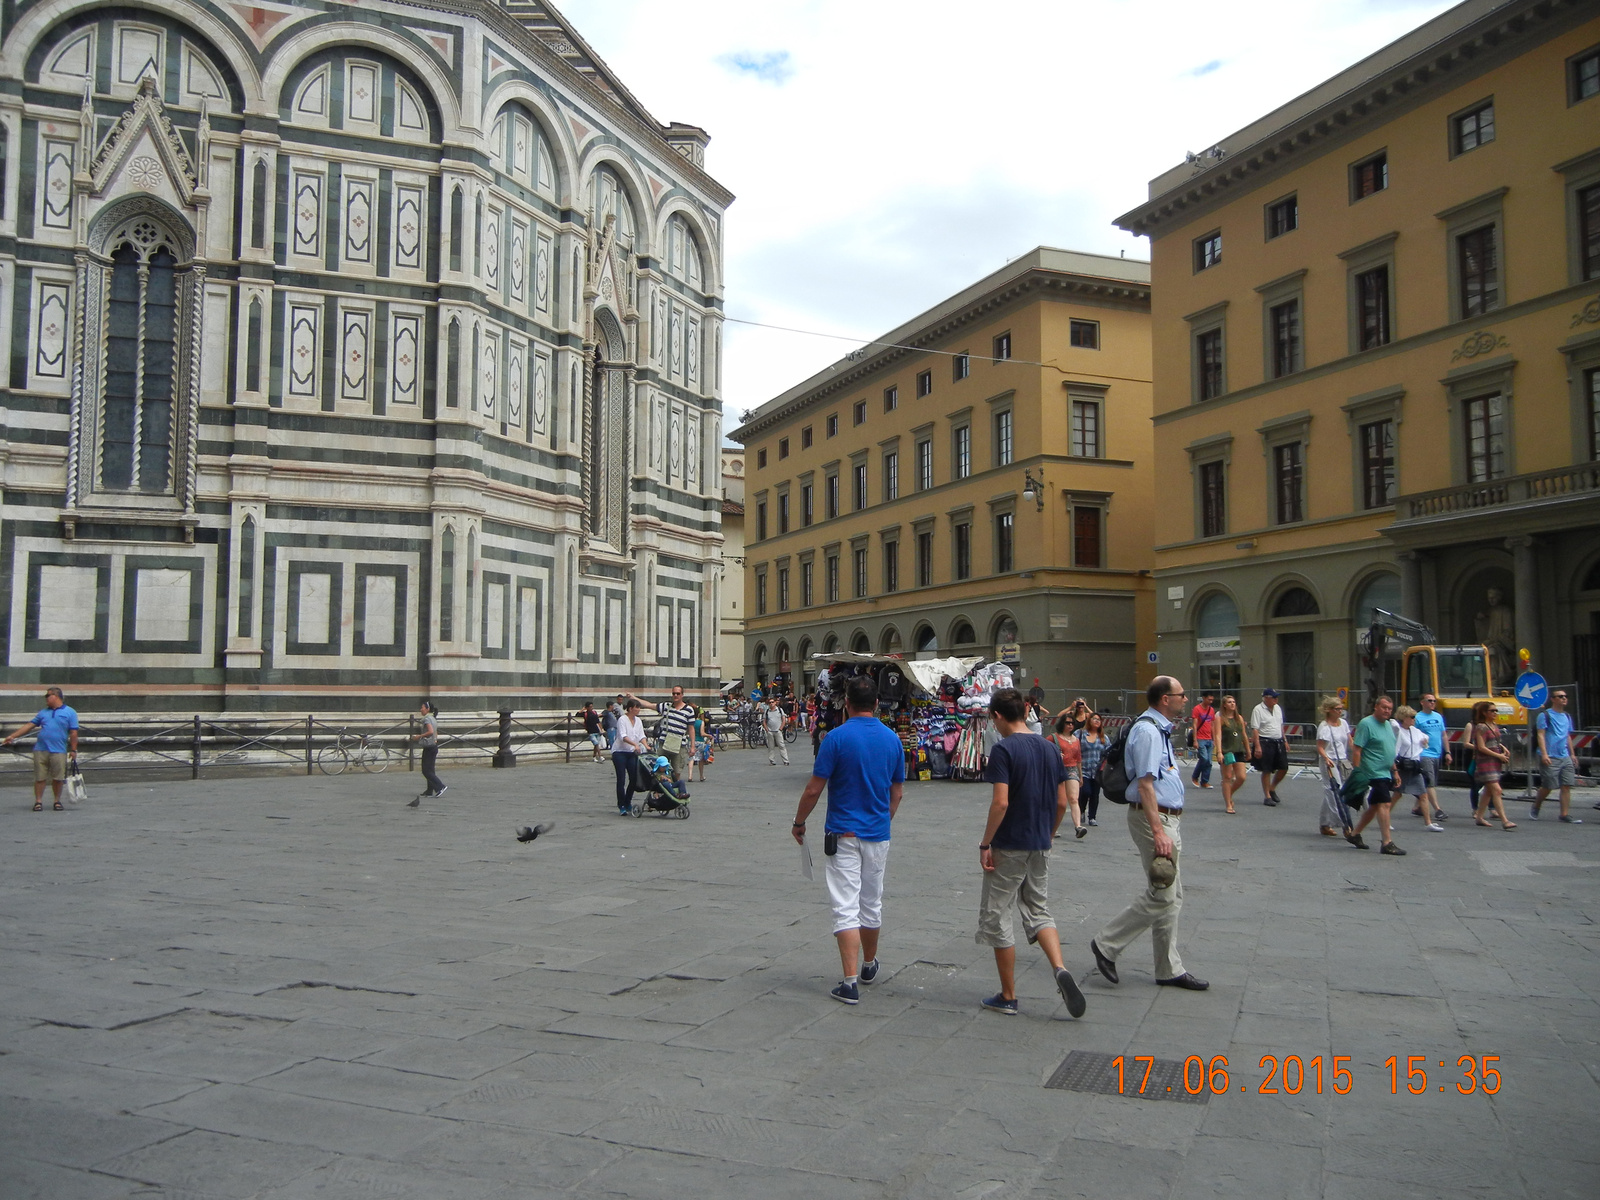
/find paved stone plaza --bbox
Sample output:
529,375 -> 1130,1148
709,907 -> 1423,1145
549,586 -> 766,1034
2,744 -> 1596,1199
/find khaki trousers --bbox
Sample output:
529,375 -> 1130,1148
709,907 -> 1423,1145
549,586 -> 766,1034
1095,805 -> 1185,980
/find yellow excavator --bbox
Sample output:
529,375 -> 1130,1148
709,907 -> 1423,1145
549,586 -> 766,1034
1365,609 -> 1528,731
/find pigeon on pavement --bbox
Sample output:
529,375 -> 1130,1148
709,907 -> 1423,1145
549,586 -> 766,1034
516,822 -> 554,842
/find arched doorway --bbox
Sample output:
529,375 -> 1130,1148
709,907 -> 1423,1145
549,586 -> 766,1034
796,637 -> 814,694
881,626 -> 903,655
1269,584 -> 1321,723
1194,592 -> 1241,696
851,630 -> 870,654
951,619 -> 976,647
914,624 -> 938,656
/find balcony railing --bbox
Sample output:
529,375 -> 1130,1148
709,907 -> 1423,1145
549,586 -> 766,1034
1397,463 -> 1600,521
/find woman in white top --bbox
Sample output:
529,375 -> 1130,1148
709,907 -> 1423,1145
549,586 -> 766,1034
1315,696 -> 1354,839
611,699 -> 648,814
1393,705 -> 1442,831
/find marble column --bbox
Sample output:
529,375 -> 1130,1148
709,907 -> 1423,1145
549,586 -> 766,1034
1507,535 -> 1541,672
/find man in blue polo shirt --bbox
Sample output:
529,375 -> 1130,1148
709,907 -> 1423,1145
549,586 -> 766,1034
1090,676 -> 1208,991
1533,689 -> 1582,824
4,687 -> 79,811
791,674 -> 905,1005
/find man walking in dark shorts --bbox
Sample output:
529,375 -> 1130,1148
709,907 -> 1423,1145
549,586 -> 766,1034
976,687 -> 1087,1018
1249,688 -> 1289,805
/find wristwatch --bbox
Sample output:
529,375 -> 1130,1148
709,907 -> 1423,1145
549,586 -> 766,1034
978,843 -> 991,850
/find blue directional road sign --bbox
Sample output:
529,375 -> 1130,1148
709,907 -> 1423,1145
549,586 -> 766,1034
1514,671 -> 1549,710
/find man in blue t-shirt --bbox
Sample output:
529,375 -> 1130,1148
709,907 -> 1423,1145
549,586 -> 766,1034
791,675 -> 905,1005
4,687 -> 80,811
975,688 -> 1086,1019
1534,689 -> 1582,824
1411,694 -> 1450,821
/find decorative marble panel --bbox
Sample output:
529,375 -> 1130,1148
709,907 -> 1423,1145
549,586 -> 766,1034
346,62 -> 379,125
37,566 -> 99,641
397,80 -> 428,136
286,303 -> 319,397
532,348 -> 551,435
296,66 -> 329,119
390,311 -> 421,405
363,573 -> 396,645
535,233 -> 552,317
41,141 -> 74,229
506,340 -> 524,431
116,24 -> 162,86
485,580 -> 505,650
393,185 -> 424,270
509,218 -> 526,303
686,315 -> 701,389
34,281 -> 70,378
46,29 -> 93,81
343,177 -> 374,264
133,568 -> 192,643
340,308 -> 371,403
292,171 -> 322,257
669,305 -> 683,379
481,328 -> 498,418
484,207 -> 501,292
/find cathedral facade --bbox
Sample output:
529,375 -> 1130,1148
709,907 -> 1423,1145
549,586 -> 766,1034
0,0 -> 731,714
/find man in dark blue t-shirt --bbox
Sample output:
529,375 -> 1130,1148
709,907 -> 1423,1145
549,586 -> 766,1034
792,675 -> 905,1006
975,688 -> 1086,1018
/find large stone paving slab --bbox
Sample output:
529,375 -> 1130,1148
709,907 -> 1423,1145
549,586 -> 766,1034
1,746 -> 1597,1198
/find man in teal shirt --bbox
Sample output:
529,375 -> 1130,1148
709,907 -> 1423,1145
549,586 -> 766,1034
1346,695 -> 1404,856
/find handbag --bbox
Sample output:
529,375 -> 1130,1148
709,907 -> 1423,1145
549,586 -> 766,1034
63,759 -> 88,806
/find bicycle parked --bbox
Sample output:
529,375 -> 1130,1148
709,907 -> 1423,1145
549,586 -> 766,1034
317,729 -> 393,775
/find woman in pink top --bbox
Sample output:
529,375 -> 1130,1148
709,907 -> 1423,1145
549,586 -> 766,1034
1052,710 -> 1083,817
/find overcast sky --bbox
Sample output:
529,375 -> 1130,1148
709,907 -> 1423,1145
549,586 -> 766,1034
557,0 -> 1458,429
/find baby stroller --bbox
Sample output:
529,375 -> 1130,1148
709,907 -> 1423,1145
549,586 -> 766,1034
631,753 -> 691,819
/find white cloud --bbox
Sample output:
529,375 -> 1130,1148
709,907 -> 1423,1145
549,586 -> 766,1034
555,0 -> 1458,427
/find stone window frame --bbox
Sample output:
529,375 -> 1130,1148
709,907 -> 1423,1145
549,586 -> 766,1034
1065,381 -> 1110,460
822,540 -> 842,603
850,533 -> 870,599
1185,300 -> 1228,405
1264,192 -> 1298,241
1341,385 -> 1405,513
987,494 -> 1017,575
754,564 -> 768,616
1567,41 -> 1600,106
1437,187 -> 1508,323
880,525 -> 902,594
1559,330 -> 1600,463
1066,488 -> 1111,569
1255,269 -> 1307,381
1193,228 -> 1222,273
911,514 -> 936,588
949,407 -> 973,480
1186,432 -> 1233,541
753,489 -> 768,542
798,549 -> 816,607
822,460 -> 841,520
849,449 -> 870,512
1554,147 -> 1600,285
1258,410 -> 1312,527
987,390 -> 1015,468
775,555 -> 791,612
879,435 -> 901,503
798,470 -> 815,527
1442,353 -> 1517,485
911,422 -> 935,491
1447,95 -> 1496,159
948,502 -> 975,581
1338,232 -> 1399,355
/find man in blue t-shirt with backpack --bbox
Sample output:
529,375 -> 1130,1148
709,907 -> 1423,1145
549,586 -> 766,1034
1533,689 -> 1582,824
791,675 -> 904,1005
975,687 -> 1087,1018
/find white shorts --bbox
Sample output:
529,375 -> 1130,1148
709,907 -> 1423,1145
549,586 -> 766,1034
824,836 -> 890,934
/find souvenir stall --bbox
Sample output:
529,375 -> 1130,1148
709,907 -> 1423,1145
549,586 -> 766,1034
808,652 -> 1014,783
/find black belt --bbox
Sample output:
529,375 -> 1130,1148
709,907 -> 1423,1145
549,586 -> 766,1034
1259,736 -> 1286,742
1156,805 -> 1182,817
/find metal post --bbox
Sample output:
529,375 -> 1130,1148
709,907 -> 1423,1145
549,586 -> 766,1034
305,715 -> 313,775
192,715 -> 201,779
408,714 -> 416,771
564,713 -> 572,763
492,709 -> 516,768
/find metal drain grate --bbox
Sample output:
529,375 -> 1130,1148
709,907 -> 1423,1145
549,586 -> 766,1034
1044,1050 -> 1210,1103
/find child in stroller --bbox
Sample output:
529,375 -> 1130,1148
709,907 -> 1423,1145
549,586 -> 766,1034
632,753 -> 691,818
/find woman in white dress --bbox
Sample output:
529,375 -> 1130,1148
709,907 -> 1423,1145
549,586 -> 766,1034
1315,696 -> 1354,839
1394,705 -> 1442,832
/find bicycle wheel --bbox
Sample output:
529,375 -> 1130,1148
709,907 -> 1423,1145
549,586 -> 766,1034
360,741 -> 393,773
784,726 -> 799,744
317,744 -> 350,775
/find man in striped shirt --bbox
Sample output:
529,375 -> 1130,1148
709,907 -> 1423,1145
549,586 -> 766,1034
651,687 -> 697,780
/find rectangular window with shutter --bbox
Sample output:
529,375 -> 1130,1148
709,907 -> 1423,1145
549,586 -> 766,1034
1200,460 -> 1226,538
1073,507 -> 1102,568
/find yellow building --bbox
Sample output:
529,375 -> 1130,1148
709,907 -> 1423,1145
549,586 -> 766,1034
731,248 -> 1155,697
1116,0 -> 1600,723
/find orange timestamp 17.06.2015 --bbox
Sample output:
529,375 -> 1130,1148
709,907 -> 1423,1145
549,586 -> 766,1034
1111,1055 -> 1502,1096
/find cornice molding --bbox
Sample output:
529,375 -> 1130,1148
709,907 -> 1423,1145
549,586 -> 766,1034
1115,0 -> 1589,239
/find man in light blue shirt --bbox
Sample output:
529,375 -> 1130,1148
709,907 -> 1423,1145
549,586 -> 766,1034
1534,690 -> 1581,824
4,687 -> 79,811
1411,694 -> 1449,822
1090,676 -> 1208,992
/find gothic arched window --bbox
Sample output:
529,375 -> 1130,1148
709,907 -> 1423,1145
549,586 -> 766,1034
99,216 -> 188,495
588,165 -> 636,250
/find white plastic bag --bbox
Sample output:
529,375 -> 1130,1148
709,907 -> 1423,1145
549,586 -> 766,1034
63,764 -> 87,807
